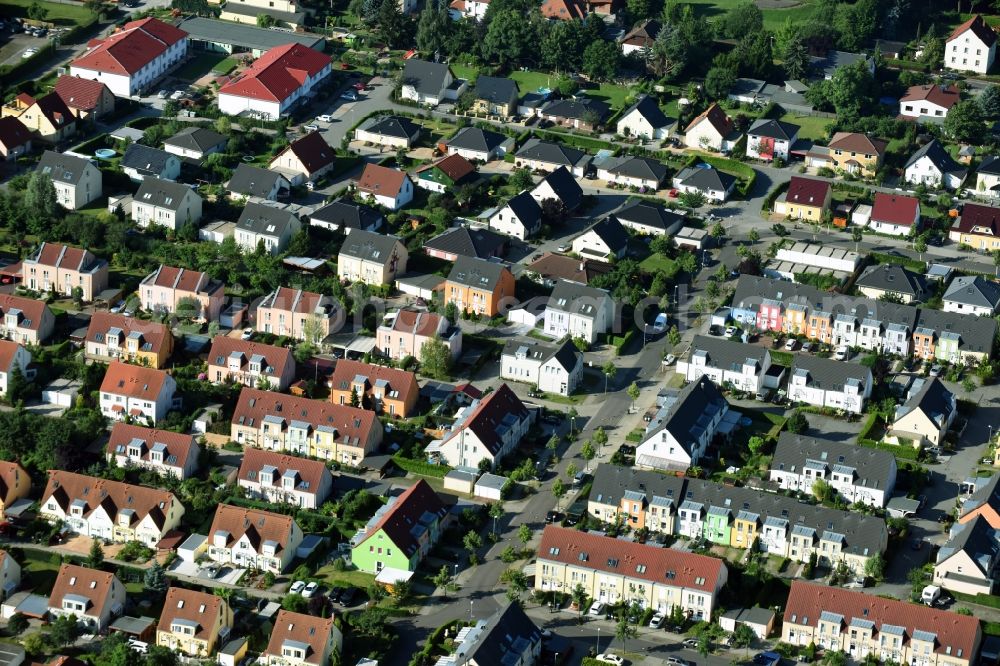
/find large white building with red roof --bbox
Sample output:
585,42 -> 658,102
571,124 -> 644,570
70,18 -> 188,98
946,15 -> 997,75
218,44 -> 332,120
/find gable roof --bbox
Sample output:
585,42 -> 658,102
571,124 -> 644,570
855,263 -> 927,297
499,191 -> 542,228
540,0 -> 586,20
106,423 -> 197,471
42,470 -> 178,529
674,164 -> 737,192
937,514 -> 1000,576
236,202 -> 299,238
466,603 -> 541,666
227,163 -> 288,197
447,126 -> 508,154
502,338 -> 580,374
621,94 -> 670,128
913,306 -> 997,354
589,464 -> 687,511
87,311 -> 171,355
231,387 -> 379,447
357,163 -> 410,197
208,504 -> 297,552
827,132 -> 887,156
141,264 -> 218,295
356,479 -> 447,555
401,59 -> 454,96
258,287 -> 335,316
72,18 -> 187,76
134,177 -> 197,212
900,84 -> 961,109
621,20 -> 660,48
37,151 -> 94,186
772,432 -> 895,491
600,155 -> 667,183
0,294 -> 48,334
687,335 -> 768,373
121,143 -> 175,176
415,153 -> 476,184
31,92 -> 75,129
425,226 -> 507,259
905,140 -> 966,177
53,75 -> 110,112
580,215 -> 629,254
944,275 -> 1000,309
238,448 -> 330,496
748,118 -> 799,141
49,564 -> 119,617
895,377 -> 956,429
0,117 -> 31,151
475,76 -> 519,105
541,97 -> 610,123
643,376 -> 728,454
515,138 -> 589,168
276,131 -> 336,174
159,588 -> 227,641
218,43 -> 330,103
547,279 -> 611,316
615,199 -> 685,231
339,229 -> 404,263
948,14 -> 998,47
264,610 -> 336,665
0,340 -> 23,374
785,176 -> 830,206
791,355 -> 870,391
447,255 -> 510,291
443,384 -> 529,456
329,359 -> 417,404
0,462 -> 28,507
953,202 -> 1000,235
26,242 -> 105,275
385,309 -> 445,338
100,361 -> 171,401
209,335 -> 293,377
165,126 -> 228,153
532,166 -> 583,210
356,115 -> 422,142
525,252 -> 612,284
684,102 -> 733,136
310,199 -> 383,230
871,193 -> 920,226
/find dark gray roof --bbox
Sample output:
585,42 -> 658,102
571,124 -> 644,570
914,307 -> 997,355
402,59 -> 453,96
424,226 -> 507,259
645,377 -> 728,457
601,156 -> 668,183
121,143 -> 175,176
964,475 -> 1000,519
541,97 -> 610,122
228,164 -> 287,198
905,139 -> 967,179
164,126 -> 227,153
235,202 -> 298,237
38,150 -> 92,185
547,279 -> 611,317
357,115 -> 422,141
937,515 -> 1000,576
447,255 -> 508,290
855,264 -> 928,298
534,166 -> 583,210
790,355 -> 870,392
622,94 -> 670,129
502,338 -> 581,373
675,165 -> 737,192
748,118 -> 799,141
175,16 -> 324,52
310,199 -> 383,230
515,138 -> 590,168
501,191 -> 542,228
687,335 -> 768,373
615,199 -> 685,231
811,50 -> 870,78
339,229 -> 404,262
447,126 -> 508,154
134,177 -> 198,212
581,215 -> 628,254
467,603 -> 541,666
475,76 -> 519,105
944,275 -> 1000,309
771,432 -> 896,492
980,155 -> 1000,176
589,464 -> 688,510
895,377 -> 956,428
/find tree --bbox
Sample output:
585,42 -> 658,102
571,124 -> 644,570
175,295 -> 202,320
852,227 -> 863,252
571,582 -> 588,616
7,613 -> 28,635
581,439 -> 596,466
518,523 -> 532,546
748,229 -> 760,245
733,31 -> 774,79
812,477 -> 835,503
257,13 -> 276,27
419,337 -> 452,380
87,538 -> 105,568
602,361 -> 617,394
711,223 -> 726,241
582,41 -> 620,82
433,565 -> 452,592
786,410 -> 809,434
144,561 -> 168,595
566,462 -> 578,479
914,236 -> 928,261
489,501 -> 504,536
616,611 -> 639,653
944,100 -> 987,143
281,594 -> 308,612
982,85 -> 1000,120
722,0 -> 762,38
27,1 -> 47,20
482,9 -> 537,68
731,623 -> 756,655
22,633 -> 46,656
648,21 -> 688,80
50,614 -> 79,646
805,60 -> 876,121
782,35 -> 810,80
24,171 -> 57,227
864,552 -> 886,582
415,0 -> 449,56
679,190 -> 707,208
463,530 -> 483,560
593,426 -> 608,450
552,479 -> 566,502
667,325 -> 681,346
626,381 -> 640,410
747,435 -> 765,456
704,64 -> 736,100
823,651 -> 847,666
509,167 -> 534,191
375,0 -> 409,49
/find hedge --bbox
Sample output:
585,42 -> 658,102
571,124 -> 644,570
392,454 -> 451,478
530,128 -> 617,153
858,413 -> 880,440
761,180 -> 790,217
858,438 -> 920,460
611,329 -> 635,355
870,251 -> 927,273
952,591 -> 1000,608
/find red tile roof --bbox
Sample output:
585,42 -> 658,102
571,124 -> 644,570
231,388 -> 379,446
948,14 -> 997,47
900,84 -> 961,109
99,361 -> 171,401
357,163 -> 409,197
538,525 -> 726,593
42,470 -> 178,529
0,117 -> 31,152
872,192 -> 920,227
86,312 -> 171,355
684,102 -> 733,136
355,479 -> 446,556
72,18 -> 187,76
785,581 -> 981,659
159,588 -> 227,642
278,131 -> 336,175
442,383 -> 528,456
328,359 -> 418,407
387,309 -> 444,338
827,132 -> 887,156
785,176 -> 830,206
29,243 -> 100,272
53,76 -> 110,112
416,153 -> 476,183
0,340 -> 24,373
106,423 -> 198,471
208,504 -> 296,551
259,287 -> 330,315
49,564 -> 120,618
0,462 -> 28,506
147,265 -> 212,293
219,43 -> 330,103
208,335 -> 293,377
237,448 -> 329,496
32,92 -> 75,130
264,610 -> 337,665
953,202 -> 1000,236
540,0 -> 586,20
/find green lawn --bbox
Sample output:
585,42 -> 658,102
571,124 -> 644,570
172,52 -> 229,82
21,551 -> 63,593
451,64 -> 479,81
311,565 -> 376,590
213,57 -> 239,76
3,0 -> 95,25
509,70 -> 558,94
638,253 -> 680,275
682,0 -> 818,30
779,113 -> 833,142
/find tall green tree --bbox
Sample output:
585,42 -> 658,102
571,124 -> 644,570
582,41 -> 620,81
782,35 -> 810,80
376,0 -> 409,48
419,337 -> 452,380
981,85 -> 1000,119
602,361 -> 617,394
721,0 -> 762,39
944,100 -> 987,143
482,9 -> 538,68
416,0 -> 450,56
704,64 -> 736,100
87,538 -> 105,568
647,21 -> 688,79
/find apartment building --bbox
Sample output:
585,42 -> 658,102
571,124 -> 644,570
207,336 -> 295,391
237,448 -> 334,510
0,294 -> 54,345
156,587 -> 233,657
327,359 -> 419,418
99,362 -> 177,425
230,388 -> 383,466
206,505 -> 303,574
946,15 -> 996,75
254,287 -> 339,342
676,335 -> 775,394
139,264 -> 224,322
22,242 -> 108,301
536,526 -> 727,619
261,611 -> 343,666
40,470 -> 184,546
106,423 -> 200,480
48,564 -> 126,632
85,312 -> 173,369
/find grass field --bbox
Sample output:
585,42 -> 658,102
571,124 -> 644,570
451,64 -> 479,81
172,52 -> 229,82
779,113 -> 834,141
682,0 -> 818,30
638,253 -> 680,275
3,0 -> 95,25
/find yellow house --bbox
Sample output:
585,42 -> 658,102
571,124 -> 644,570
782,303 -> 807,336
730,512 -> 758,549
774,177 -> 832,222
0,462 -> 30,520
16,93 -> 76,144
157,588 -> 233,657
819,132 -> 887,177
85,312 -> 174,369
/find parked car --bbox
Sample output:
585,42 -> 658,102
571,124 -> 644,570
340,90 -> 358,101
170,90 -> 185,100
340,587 -> 359,606
662,354 -> 677,366
649,612 -> 665,629
289,581 -> 306,595
588,601 -> 606,616
725,326 -> 738,337
666,658 -> 688,666
595,654 -> 624,666
317,114 -> 333,122
801,342 -> 813,353
302,581 -> 319,598
557,244 -> 571,252
304,124 -> 319,132
683,638 -> 700,648
652,312 -> 668,333
241,328 -> 254,340
784,338 -> 798,351
833,346 -> 848,361
329,586 -> 345,603
929,364 -> 942,377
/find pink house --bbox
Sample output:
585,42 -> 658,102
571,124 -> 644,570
758,299 -> 783,332
375,309 -> 462,361
139,265 -> 224,322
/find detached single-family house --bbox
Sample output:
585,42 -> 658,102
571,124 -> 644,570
855,264 -> 928,303
812,132 -> 887,176
596,155 -> 667,190
132,177 -> 203,230
36,151 -> 102,210
48,564 -> 126,632
424,226 -> 507,262
0,294 -> 53,346
676,335 -> 774,394
377,309 -> 462,361
121,144 -> 181,183
501,338 -> 582,396
489,191 -> 542,240
415,153 -> 476,193
899,84 -> 961,121
261,611 -> 343,666
400,59 -> 464,107
106,422 -> 200,480
448,0 -> 489,19
445,126 -> 510,162
17,92 -> 76,144
444,256 -> 515,317
99,361 -> 177,425
0,117 -> 32,160
472,77 -> 519,119
539,97 -> 610,131
309,199 -> 384,234
206,504 -> 303,574
615,199 -> 684,236
746,119 -> 799,162
635,376 -> 729,472
620,19 -> 660,55
773,177 -> 831,221
337,229 -> 408,286
943,275 -> 1000,316
530,166 -> 583,212
977,155 -> 1000,197
328,359 -> 419,418
227,164 -> 290,201
163,126 -> 227,159
52,75 -> 115,122
237,448 -> 333,509
432,384 -> 532,469
684,103 -> 736,152
157,587 -> 233,658
268,131 -> 336,186
0,463 -> 30,522
22,241 -> 108,301
788,355 -> 872,414
905,139 -> 967,190
353,115 -> 421,149
934,515 -> 1000,595
571,215 -> 629,260
543,279 -> 613,344
355,163 -> 414,211
140,264 -> 224,322
672,164 -> 737,203
867,192 -> 921,236
235,202 -> 302,255
0,341 -> 30,398
350,480 -> 448,573
207,336 -> 295,390
946,15 -> 997,74
950,202 -> 1000,250
86,311 -> 174,369
515,138 -> 592,177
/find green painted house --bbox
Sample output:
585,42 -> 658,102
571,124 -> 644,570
351,479 -> 448,574
415,154 -> 476,194
704,505 -> 731,544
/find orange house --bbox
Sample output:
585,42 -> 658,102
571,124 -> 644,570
444,256 -> 515,318
619,494 -> 647,529
806,311 -> 833,344
328,359 -> 419,418
960,479 -> 1000,528
912,328 -> 936,360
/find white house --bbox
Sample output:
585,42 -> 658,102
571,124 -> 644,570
769,433 -> 897,508
207,505 -> 303,574
571,215 -> 629,260
946,15 -> 997,75
977,155 -> 1000,196
353,115 -> 421,149
788,355 -> 872,414
615,200 -> 685,236
399,59 -> 464,107
355,164 -> 414,211
867,192 -> 921,237
634,377 -> 729,472
684,103 -> 736,152
47,564 -> 126,632
0,551 -> 20,600
430,384 -> 532,469
218,44 -> 332,119
943,275 -> 1000,316
234,203 -> 301,255
106,423 -> 200,480
905,139 -> 967,190
595,156 -> 667,191
899,84 -> 960,122
37,151 -> 102,210
446,126 -> 510,162
120,144 -> 181,183
530,166 -> 583,212
617,94 -> 672,140
237,449 -> 333,510
672,164 -> 737,203
227,164 -> 290,201
163,127 -> 227,160
500,339 -> 582,397
543,279 -> 613,345
676,336 -> 775,394
0,341 -> 31,398
448,0 -> 490,20
69,18 -> 188,97
267,131 -> 336,186
745,119 -> 799,162
99,361 -> 177,425
489,191 -> 541,240
132,177 -> 203,230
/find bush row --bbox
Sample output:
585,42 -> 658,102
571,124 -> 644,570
392,454 -> 451,478
858,438 -> 919,460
